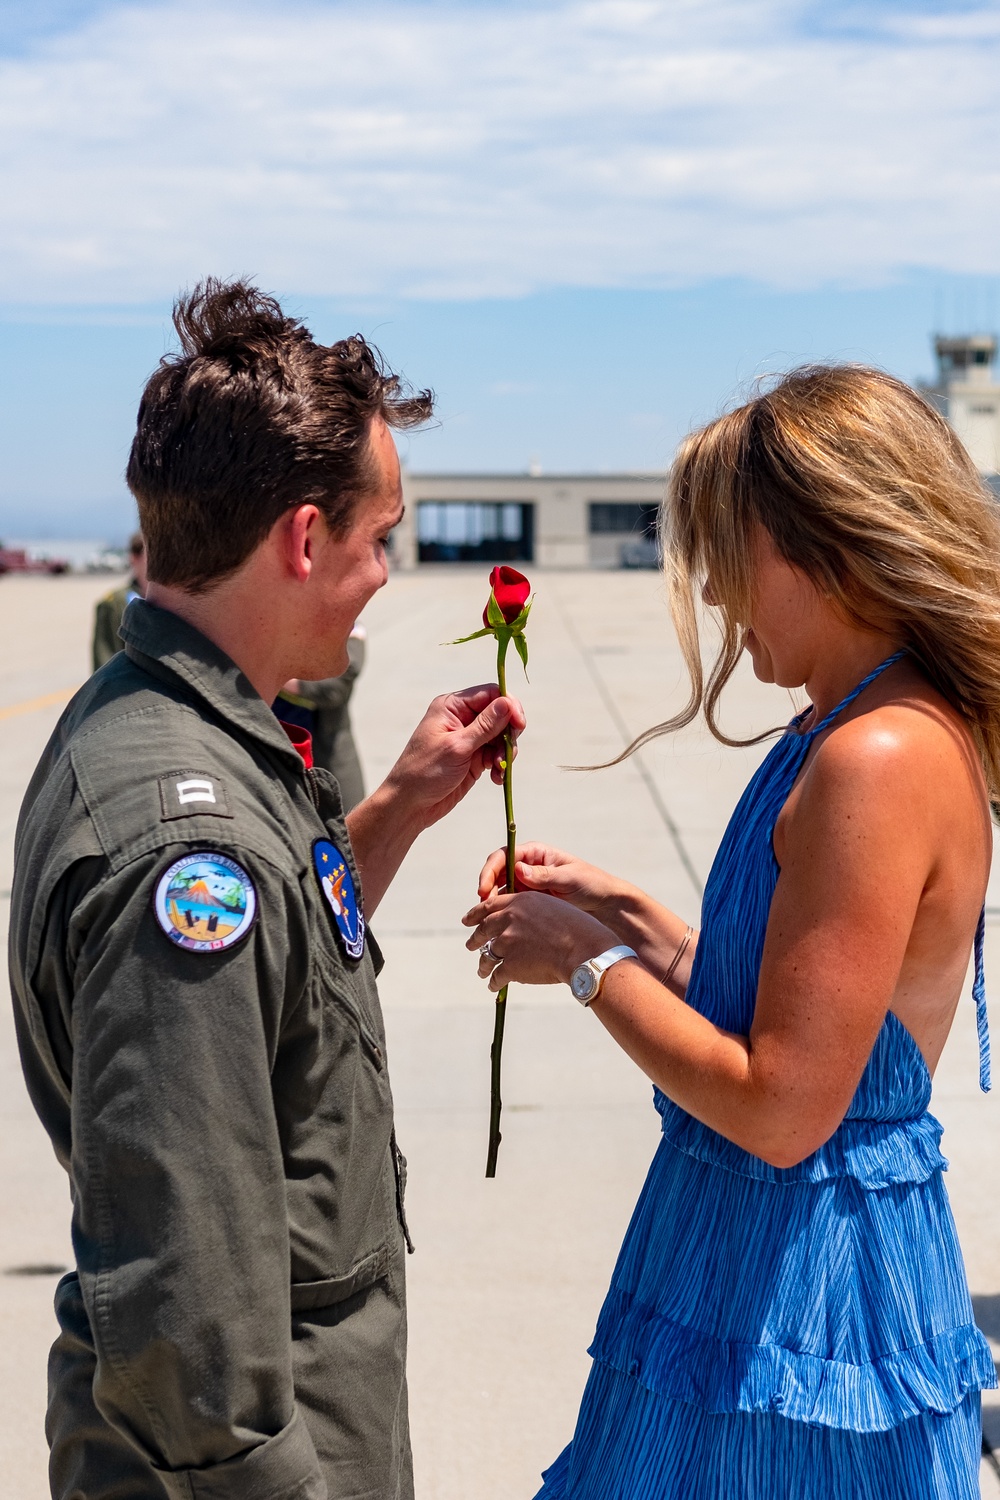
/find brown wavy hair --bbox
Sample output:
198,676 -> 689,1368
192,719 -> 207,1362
128,278 -> 433,591
627,364 -> 1000,803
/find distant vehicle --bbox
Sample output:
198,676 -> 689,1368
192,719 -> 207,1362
0,546 -> 70,576
620,535 -> 660,569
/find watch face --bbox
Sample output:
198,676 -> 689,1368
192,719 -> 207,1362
571,965 -> 597,1002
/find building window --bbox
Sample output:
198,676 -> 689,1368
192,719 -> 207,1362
417,502 -> 534,563
588,502 -> 660,535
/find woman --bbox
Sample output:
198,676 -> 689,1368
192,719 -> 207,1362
463,366 -> 998,1498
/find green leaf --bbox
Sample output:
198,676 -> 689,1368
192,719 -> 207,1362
445,627 -> 494,645
513,631 -> 529,677
486,591 -> 507,629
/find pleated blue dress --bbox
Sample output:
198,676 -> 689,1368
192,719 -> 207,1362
537,654 -> 996,1499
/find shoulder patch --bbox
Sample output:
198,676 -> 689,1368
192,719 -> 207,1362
158,771 -> 232,821
153,851 -> 256,952
313,839 -> 365,960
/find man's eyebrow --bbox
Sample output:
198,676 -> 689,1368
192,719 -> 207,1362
391,503 -> 405,527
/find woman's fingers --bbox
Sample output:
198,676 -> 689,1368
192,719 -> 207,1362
487,962 -> 508,993
476,841 -> 564,898
462,894 -> 512,949
463,890 -> 618,990
477,849 -> 509,899
478,947 -> 502,979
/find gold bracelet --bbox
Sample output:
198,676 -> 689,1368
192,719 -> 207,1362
662,925 -> 695,986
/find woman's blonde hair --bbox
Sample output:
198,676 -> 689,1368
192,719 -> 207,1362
632,364 -> 1000,801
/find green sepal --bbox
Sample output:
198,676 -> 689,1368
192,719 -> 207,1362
445,627 -> 494,645
486,591 -> 507,629
506,595 -> 534,635
513,631 -> 529,676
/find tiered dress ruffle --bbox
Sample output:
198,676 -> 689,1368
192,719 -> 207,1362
535,657 -> 995,1499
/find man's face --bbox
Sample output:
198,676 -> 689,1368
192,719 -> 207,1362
301,417 -> 403,677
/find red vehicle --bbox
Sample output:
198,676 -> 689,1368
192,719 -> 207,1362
0,547 -> 69,576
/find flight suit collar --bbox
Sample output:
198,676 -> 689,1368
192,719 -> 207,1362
120,598 -> 307,772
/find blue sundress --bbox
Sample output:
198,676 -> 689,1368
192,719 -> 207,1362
536,654 -> 996,1499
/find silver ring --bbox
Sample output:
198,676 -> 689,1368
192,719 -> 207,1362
481,938 -> 497,961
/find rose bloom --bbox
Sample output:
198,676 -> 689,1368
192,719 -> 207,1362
484,565 -> 530,626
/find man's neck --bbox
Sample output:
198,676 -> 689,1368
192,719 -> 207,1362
145,577 -> 286,705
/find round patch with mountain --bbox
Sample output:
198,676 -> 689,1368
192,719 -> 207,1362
153,851 -> 257,953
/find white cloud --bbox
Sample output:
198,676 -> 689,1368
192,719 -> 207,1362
0,0 -> 998,302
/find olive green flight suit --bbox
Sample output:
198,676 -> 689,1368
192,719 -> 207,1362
9,599 -> 413,1500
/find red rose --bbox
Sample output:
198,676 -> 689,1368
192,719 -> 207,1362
483,565 -> 531,627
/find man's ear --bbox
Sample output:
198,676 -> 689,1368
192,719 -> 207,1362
281,504 -> 323,583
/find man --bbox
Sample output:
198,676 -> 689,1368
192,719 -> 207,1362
91,530 -> 147,669
275,623 -> 367,810
9,279 -> 523,1500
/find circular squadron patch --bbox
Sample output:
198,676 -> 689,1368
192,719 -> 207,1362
313,839 -> 365,960
153,852 -> 257,953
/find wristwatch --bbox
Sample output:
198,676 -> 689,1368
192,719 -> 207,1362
569,945 -> 638,1007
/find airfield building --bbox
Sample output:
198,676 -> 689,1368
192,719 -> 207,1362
394,334 -> 1000,571
921,333 -> 1000,478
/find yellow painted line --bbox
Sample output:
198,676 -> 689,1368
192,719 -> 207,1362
0,686 -> 77,722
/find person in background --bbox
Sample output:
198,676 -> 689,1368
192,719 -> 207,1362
91,531 -> 147,670
274,622 -> 367,810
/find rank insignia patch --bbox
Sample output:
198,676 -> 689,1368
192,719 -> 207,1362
153,852 -> 257,952
313,840 -> 365,960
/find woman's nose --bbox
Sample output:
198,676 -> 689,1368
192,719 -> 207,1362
702,577 -> 718,607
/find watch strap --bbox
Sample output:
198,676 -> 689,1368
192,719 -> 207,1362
572,944 -> 638,1006
590,944 -> 638,977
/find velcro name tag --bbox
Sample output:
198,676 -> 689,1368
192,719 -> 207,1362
158,771 -> 233,821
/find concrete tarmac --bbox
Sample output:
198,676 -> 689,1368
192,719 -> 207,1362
0,568 -> 997,1498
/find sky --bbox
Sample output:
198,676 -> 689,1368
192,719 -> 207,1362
2,0 -> 1000,538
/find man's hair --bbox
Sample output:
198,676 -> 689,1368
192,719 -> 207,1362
126,279 -> 433,591
128,531 -> 144,556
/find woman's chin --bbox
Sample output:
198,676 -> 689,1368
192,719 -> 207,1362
745,641 -> 774,684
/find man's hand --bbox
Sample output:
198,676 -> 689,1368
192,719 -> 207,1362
384,684 -> 525,828
346,685 -> 525,916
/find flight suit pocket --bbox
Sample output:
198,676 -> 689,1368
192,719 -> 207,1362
290,1244 -> 391,1311
391,1129 -> 414,1254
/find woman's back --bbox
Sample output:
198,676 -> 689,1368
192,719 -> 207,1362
775,657 -> 990,1075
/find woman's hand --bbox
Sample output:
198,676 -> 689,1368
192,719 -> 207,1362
462,890 -> 619,991
477,843 -> 698,994
477,842 -> 622,916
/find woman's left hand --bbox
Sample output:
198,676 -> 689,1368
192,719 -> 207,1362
462,890 -> 618,991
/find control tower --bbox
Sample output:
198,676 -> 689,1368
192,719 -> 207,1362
922,333 -> 1000,475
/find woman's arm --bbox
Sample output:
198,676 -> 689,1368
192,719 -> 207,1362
465,714 -> 968,1167
476,843 -> 698,997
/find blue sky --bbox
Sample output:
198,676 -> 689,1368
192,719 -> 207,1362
2,0 -> 1000,538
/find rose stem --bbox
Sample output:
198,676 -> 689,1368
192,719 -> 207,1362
486,631 -> 516,1178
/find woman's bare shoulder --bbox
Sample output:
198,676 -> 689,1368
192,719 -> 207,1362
797,673 -> 988,854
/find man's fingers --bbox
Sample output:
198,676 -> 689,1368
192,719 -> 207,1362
444,684 -> 525,735
464,696 -> 515,756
